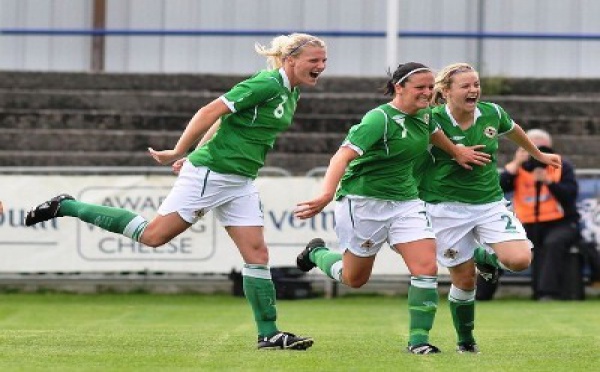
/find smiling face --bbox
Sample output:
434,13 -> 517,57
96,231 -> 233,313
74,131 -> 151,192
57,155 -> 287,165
285,45 -> 327,88
443,70 -> 481,114
393,71 -> 435,114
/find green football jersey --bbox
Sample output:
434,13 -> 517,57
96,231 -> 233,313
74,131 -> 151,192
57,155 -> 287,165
419,102 -> 515,204
336,103 -> 438,201
188,69 -> 299,179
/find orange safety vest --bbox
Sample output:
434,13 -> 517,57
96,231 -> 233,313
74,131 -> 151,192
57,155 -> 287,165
512,166 -> 564,223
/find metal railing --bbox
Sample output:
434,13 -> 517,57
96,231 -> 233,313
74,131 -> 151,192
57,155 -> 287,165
4,28 -> 600,40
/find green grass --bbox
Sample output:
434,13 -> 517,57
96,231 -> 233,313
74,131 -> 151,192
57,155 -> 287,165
0,294 -> 598,371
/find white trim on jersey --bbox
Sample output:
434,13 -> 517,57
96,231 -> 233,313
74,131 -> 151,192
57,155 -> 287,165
220,96 -> 236,113
341,140 -> 363,156
373,108 -> 390,155
278,67 -> 291,90
445,104 -> 482,127
491,102 -> 502,118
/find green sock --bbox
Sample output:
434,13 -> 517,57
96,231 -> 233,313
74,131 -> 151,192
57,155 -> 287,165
242,264 -> 278,338
59,200 -> 147,241
448,285 -> 476,345
473,246 -> 501,269
309,247 -> 343,282
407,276 -> 438,346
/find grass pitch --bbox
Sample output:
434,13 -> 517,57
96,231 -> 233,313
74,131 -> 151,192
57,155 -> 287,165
0,293 -> 598,371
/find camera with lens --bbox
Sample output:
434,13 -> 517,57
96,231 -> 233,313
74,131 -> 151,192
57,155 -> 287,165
521,145 -> 553,172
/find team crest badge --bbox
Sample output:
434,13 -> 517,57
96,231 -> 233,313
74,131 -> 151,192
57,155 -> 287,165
361,239 -> 375,250
443,248 -> 458,260
484,126 -> 497,138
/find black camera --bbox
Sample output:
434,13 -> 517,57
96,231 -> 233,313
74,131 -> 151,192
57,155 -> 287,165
521,145 -> 553,172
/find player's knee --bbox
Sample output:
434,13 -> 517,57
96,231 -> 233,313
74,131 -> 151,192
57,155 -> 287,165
455,276 -> 476,289
139,231 -> 170,248
410,261 -> 438,277
502,250 -> 532,272
343,275 -> 369,288
253,249 -> 269,265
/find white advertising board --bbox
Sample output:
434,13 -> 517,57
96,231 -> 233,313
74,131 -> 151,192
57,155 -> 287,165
0,175 -> 415,275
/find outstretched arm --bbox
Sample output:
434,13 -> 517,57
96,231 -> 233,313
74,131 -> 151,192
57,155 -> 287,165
505,123 -> 561,169
294,146 -> 359,219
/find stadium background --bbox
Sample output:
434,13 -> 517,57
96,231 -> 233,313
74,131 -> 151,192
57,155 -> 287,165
1,0 -> 600,298
3,0 -> 600,77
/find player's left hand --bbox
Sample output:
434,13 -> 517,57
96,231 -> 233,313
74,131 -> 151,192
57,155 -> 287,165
148,147 -> 183,165
454,144 -> 491,170
172,158 -> 186,175
294,193 -> 333,220
537,153 -> 562,169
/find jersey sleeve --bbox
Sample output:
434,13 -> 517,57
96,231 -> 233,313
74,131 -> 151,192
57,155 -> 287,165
493,103 -> 515,135
343,109 -> 387,155
220,74 -> 279,113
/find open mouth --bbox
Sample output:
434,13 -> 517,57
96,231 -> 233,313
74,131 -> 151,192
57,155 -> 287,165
466,97 -> 478,104
309,71 -> 321,79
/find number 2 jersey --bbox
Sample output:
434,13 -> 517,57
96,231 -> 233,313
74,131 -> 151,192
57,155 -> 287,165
419,102 -> 515,204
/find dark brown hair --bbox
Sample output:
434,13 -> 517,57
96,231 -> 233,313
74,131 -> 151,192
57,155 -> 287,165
382,62 -> 431,96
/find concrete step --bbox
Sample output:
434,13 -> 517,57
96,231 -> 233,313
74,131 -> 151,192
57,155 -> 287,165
499,134 -> 600,157
273,133 -> 345,154
6,107 -> 600,138
0,109 -> 361,133
4,71 -> 600,96
0,89 -> 217,113
0,71 -> 386,94
0,89 -> 387,115
0,108 -> 190,131
4,88 -> 600,118
499,78 -> 600,96
0,129 -> 179,152
517,116 -> 600,135
2,132 -> 597,171
0,150 -> 330,175
0,148 -> 595,175
0,129 -> 344,154
0,150 -> 158,167
265,153 -> 331,174
488,96 -> 600,118
0,71 -> 242,92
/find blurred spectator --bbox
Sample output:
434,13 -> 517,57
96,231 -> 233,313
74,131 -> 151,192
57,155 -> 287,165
0,201 -> 3,214
481,129 -> 581,300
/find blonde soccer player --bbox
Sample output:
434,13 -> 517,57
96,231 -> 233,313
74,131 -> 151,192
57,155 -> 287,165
25,33 -> 327,350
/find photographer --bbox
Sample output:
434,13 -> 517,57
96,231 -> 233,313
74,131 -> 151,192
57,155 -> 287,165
498,129 -> 580,300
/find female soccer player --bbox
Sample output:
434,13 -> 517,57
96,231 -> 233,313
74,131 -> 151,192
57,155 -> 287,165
420,63 -> 561,353
294,62 -> 490,354
25,33 -> 327,351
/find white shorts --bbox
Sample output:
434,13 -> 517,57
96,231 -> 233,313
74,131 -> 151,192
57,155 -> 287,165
158,161 -> 263,226
335,196 -> 435,257
426,199 -> 530,267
